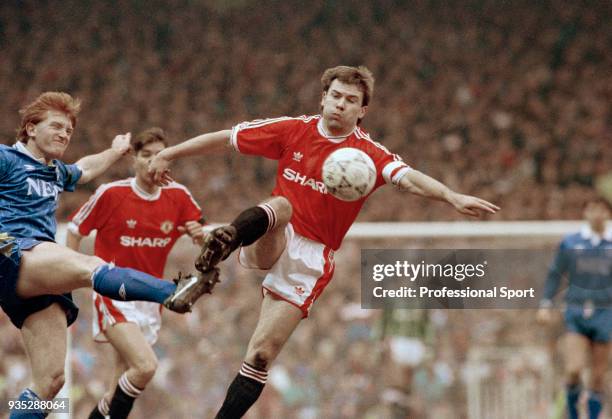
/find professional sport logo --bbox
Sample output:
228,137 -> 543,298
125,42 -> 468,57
293,151 -> 303,162
126,219 -> 137,229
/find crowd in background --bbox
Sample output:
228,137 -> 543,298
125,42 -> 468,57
1,0 -> 611,417
1,0 -> 610,222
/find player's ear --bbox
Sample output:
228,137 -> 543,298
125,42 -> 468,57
25,122 -> 36,138
319,91 -> 327,114
359,105 -> 368,119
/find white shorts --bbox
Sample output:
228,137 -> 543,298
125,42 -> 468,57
92,293 -> 162,345
238,223 -> 335,317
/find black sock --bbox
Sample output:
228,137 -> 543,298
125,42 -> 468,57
108,373 -> 143,419
230,203 -> 277,247
216,362 -> 268,419
88,398 -> 109,419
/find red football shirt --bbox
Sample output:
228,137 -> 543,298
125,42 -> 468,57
231,115 -> 411,250
69,178 -> 202,277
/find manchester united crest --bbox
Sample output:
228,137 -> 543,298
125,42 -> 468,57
160,221 -> 174,234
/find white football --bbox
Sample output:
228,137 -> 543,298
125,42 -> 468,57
322,147 -> 376,201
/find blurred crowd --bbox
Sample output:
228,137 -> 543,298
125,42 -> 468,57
1,0 -> 611,417
1,0 -> 610,222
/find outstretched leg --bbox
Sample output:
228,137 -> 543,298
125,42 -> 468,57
16,242 -> 174,302
197,196 -> 292,272
15,241 -> 214,313
209,196 -> 301,418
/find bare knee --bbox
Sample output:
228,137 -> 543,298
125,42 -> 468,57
591,371 -> 606,391
81,255 -> 106,281
132,356 -> 158,384
65,254 -> 106,288
566,368 -> 581,385
268,196 -> 292,224
248,349 -> 273,370
247,339 -> 284,370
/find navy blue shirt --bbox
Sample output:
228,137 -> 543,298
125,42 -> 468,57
0,143 -> 82,242
543,227 -> 612,307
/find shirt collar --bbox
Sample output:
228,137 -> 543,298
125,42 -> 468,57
580,225 -> 612,246
13,141 -> 54,166
130,177 -> 161,201
317,118 -> 355,143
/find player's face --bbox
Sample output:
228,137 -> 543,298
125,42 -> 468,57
320,80 -> 367,136
584,202 -> 610,230
25,111 -> 74,160
134,141 -> 166,186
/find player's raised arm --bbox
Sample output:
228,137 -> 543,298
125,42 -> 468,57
76,133 -> 132,184
398,169 -> 500,217
149,129 -> 232,185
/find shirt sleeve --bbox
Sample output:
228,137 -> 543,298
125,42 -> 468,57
359,134 -> 412,188
542,240 -> 569,301
230,117 -> 299,160
69,185 -> 113,236
0,147 -> 13,182
59,163 -> 83,192
178,188 -> 203,225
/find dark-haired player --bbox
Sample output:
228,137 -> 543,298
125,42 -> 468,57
538,197 -> 612,419
150,66 -> 499,417
68,127 -> 206,419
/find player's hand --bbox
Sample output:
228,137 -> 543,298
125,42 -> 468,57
449,193 -> 500,217
111,133 -> 132,156
536,308 -> 553,324
178,221 -> 205,245
149,152 -> 173,186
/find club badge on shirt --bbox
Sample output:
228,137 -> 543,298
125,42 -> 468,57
160,221 -> 174,234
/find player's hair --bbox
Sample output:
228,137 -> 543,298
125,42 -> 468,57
17,92 -> 81,143
133,127 -> 168,153
321,65 -> 375,107
584,196 -> 612,212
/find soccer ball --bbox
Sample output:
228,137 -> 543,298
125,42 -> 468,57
322,147 -> 376,201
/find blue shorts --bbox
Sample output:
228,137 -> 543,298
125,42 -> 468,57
0,237 -> 79,329
564,305 -> 612,343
